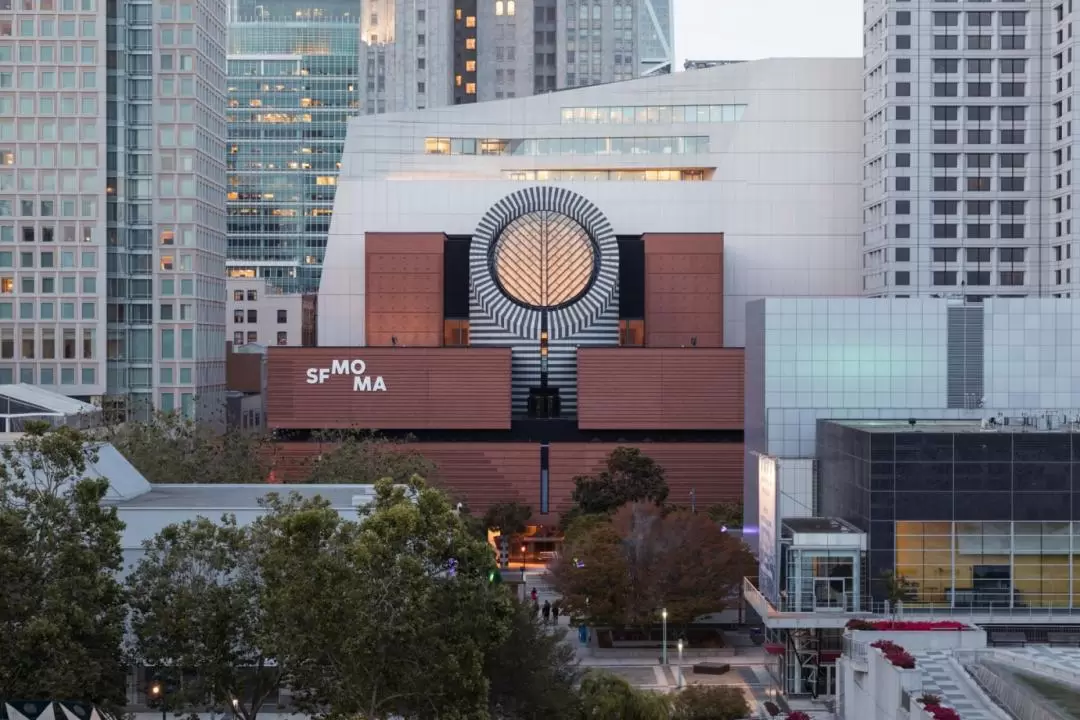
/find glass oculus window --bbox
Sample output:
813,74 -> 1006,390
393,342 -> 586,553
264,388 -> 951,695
493,211 -> 596,309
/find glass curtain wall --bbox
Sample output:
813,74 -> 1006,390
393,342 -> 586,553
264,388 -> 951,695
896,521 -> 1078,609
226,6 -> 360,293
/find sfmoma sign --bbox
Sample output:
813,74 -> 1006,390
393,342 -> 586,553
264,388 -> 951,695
305,359 -> 388,392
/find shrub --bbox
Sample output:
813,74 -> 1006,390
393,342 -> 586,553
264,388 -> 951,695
927,706 -> 962,720
859,620 -> 969,631
787,712 -> 812,720
870,640 -> 902,653
886,650 -> 917,669
671,685 -> 749,720
763,700 -> 780,717
845,619 -> 875,631
919,693 -> 942,706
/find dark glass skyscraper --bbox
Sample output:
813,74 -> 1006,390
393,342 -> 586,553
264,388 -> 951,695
226,1 -> 360,293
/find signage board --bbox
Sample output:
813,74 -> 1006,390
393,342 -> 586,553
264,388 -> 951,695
305,359 -> 387,392
757,454 -> 779,605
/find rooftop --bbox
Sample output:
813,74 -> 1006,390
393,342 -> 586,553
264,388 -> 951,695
827,415 -> 1080,434
111,483 -> 371,510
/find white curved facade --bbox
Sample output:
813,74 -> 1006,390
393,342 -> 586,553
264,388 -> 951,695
319,58 -> 864,349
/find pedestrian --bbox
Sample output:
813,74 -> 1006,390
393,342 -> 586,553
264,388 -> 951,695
542,600 -> 551,625
532,600 -> 540,619
552,601 -> 561,624
530,587 -> 538,602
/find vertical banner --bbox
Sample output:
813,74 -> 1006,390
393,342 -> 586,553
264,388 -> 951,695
758,455 -> 779,605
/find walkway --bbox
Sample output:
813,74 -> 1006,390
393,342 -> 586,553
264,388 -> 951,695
915,650 -> 1003,720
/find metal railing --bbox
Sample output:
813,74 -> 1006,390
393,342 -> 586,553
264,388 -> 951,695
964,659 -> 1070,720
745,578 -> 1080,623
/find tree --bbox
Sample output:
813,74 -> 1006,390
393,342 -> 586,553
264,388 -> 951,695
484,602 -> 581,720
575,671 -> 671,720
304,430 -> 437,485
671,686 -> 750,720
705,501 -> 744,529
258,477 -> 515,719
553,503 -> 756,629
569,447 -> 668,517
483,501 -> 532,536
105,410 -> 273,484
0,423 -> 127,708
126,516 -> 279,720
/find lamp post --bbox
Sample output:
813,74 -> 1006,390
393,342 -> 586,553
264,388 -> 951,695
661,608 -> 668,665
150,683 -> 165,720
520,544 -> 527,570
677,639 -> 685,688
232,699 -> 239,719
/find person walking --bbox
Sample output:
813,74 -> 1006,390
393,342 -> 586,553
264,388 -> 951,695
552,601 -> 561,624
530,587 -> 538,602
532,600 -> 540,619
542,600 -> 551,625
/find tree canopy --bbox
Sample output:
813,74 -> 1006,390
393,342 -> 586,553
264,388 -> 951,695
304,430 -> 437,485
126,515 -> 279,720
576,671 -> 671,720
104,410 -> 272,484
553,503 -> 755,628
0,423 -> 128,709
671,686 -> 750,720
482,501 -> 533,536
569,447 -> 669,518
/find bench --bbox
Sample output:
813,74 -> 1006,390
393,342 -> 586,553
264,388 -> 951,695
691,662 -> 731,676
1048,632 -> 1080,647
989,631 -> 1026,647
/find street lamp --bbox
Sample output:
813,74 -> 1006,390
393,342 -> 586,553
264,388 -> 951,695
677,639 -> 685,688
232,698 -> 239,718
149,683 -> 165,720
661,608 -> 668,665
520,544 -> 527,570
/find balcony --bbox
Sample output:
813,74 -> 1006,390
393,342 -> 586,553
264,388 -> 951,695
745,577 -> 1080,630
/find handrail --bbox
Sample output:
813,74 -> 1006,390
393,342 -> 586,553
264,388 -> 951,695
964,659 -> 1071,720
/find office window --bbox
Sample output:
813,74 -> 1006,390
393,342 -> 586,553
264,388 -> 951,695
966,271 -> 991,286
967,58 -> 992,74
934,35 -> 958,50
967,224 -> 991,239
933,248 -> 959,263
895,248 -> 911,262
1000,247 -> 1026,263
934,106 -> 959,121
895,271 -> 910,286
933,59 -> 960,74
1000,224 -> 1025,239
999,271 -> 1025,286
968,35 -> 992,50
277,309 -> 287,324
935,82 -> 958,97
247,309 -> 257,323
1001,35 -> 1025,50
967,248 -> 992,263
277,332 -> 288,346
934,224 -> 958,239
966,106 -> 991,122
934,176 -> 958,192
933,271 -> 958,286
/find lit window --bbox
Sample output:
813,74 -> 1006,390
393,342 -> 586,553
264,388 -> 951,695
507,0 -> 515,14
466,37 -> 476,50
466,60 -> 476,72
160,255 -> 174,271
455,8 -> 462,19
315,176 -> 336,186
466,16 -> 476,27
160,230 -> 174,245
466,83 -> 477,95
455,74 -> 462,87
495,1 -> 504,15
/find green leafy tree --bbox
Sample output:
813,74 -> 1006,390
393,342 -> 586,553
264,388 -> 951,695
671,686 -> 750,720
569,447 -> 668,518
554,503 -> 755,629
483,501 -> 532,535
576,671 -> 671,720
305,431 -> 437,485
0,423 -> 127,708
705,501 -> 744,529
126,516 -> 279,720
484,602 -> 581,720
258,477 -> 514,719
105,410 -> 273,484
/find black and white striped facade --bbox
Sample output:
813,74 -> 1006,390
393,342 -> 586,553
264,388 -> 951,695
469,187 -> 619,415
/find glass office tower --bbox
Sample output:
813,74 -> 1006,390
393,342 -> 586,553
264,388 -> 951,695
226,2 -> 361,293
105,0 -> 228,423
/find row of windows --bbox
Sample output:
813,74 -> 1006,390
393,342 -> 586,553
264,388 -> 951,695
423,136 -> 710,156
899,81 -> 1027,98
930,105 -> 1026,121
0,0 -> 97,11
0,328 -> 94,360
912,152 -> 1027,169
0,366 -> 95,386
0,298 -> 94,319
233,330 -> 288,346
897,34 -> 1027,51
917,10 -> 1028,26
0,17 -> 96,38
923,270 -> 1026,286
559,104 -> 747,125
928,58 -> 1027,74
0,274 -> 94,293
893,223 -> 1026,240
902,128 -> 1028,143
894,200 -> 1026,215
0,42 -> 96,64
898,177 -> 1027,192
0,249 -> 94,267
504,169 -> 707,182
928,247 -> 1026,262
232,308 -> 288,324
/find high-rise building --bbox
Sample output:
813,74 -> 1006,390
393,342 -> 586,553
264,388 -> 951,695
862,0 -> 1055,300
226,1 -> 361,293
0,0 -> 228,422
638,0 -> 672,76
105,0 -> 228,423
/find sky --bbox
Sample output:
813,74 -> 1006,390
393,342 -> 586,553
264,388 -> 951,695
674,0 -> 863,67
